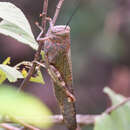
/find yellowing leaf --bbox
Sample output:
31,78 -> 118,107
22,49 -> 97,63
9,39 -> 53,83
21,68 -> 28,77
15,61 -> 44,84
2,57 -> 11,65
0,69 -> 6,84
30,69 -> 44,84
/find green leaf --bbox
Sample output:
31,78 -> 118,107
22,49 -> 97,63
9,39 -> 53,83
0,69 -> 6,84
30,70 -> 45,84
2,57 -> 11,65
0,2 -> 38,50
94,114 -> 117,130
21,67 -> 44,84
0,2 -> 32,35
0,57 -> 11,84
0,85 -> 52,128
94,87 -> 130,130
0,64 -> 23,82
15,61 -> 44,84
0,20 -> 38,50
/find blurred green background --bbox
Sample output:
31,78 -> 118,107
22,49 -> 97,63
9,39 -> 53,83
1,0 -> 130,129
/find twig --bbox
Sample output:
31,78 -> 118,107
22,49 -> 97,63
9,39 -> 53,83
41,0 -> 48,32
2,96 -> 129,128
18,0 -> 48,91
49,114 -> 99,125
52,0 -> 65,25
0,114 -> 98,129
104,97 -> 130,114
46,0 -> 65,34
0,114 -> 98,127
0,123 -> 20,130
49,97 -> 130,125
14,119 -> 40,130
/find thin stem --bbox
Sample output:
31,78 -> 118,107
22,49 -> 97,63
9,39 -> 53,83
41,0 -> 48,36
50,114 -> 99,125
104,97 -> 130,114
0,114 -> 99,127
52,0 -> 65,25
0,123 -> 20,130
15,118 -> 40,130
18,0 -> 48,91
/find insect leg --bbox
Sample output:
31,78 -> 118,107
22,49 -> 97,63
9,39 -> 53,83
34,59 -> 76,102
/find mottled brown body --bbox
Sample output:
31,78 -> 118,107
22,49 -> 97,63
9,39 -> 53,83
44,25 -> 77,130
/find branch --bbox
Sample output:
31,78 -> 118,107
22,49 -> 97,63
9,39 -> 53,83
18,0 -> 48,91
50,114 -> 99,125
41,0 -> 48,32
0,123 -> 20,130
0,122 -> 39,130
14,118 -> 40,130
49,97 -> 130,125
52,0 -> 65,24
104,97 -> 130,114
0,114 -> 98,129
2,95 -> 130,130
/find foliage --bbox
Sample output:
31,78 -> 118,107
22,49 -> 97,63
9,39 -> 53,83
0,57 -> 23,84
14,61 -> 44,84
0,2 -> 44,84
0,2 -> 50,129
0,2 -> 38,50
0,1 -> 130,130
0,85 -> 52,128
94,87 -> 130,130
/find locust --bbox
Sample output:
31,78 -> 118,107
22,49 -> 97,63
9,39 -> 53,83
37,18 -> 77,130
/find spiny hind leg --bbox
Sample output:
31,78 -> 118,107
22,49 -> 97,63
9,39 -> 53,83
34,59 -> 76,102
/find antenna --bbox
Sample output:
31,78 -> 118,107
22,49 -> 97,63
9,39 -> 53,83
65,0 -> 81,28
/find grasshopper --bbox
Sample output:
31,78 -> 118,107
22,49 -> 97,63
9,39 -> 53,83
37,18 -> 77,130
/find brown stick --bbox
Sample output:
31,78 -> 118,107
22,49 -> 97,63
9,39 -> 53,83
0,115 -> 97,129
15,119 -> 40,130
2,95 -> 130,129
104,97 -> 130,114
49,114 -> 98,125
49,98 -> 130,125
41,0 -> 48,32
18,0 -> 48,91
0,123 -> 20,130
52,0 -> 65,24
